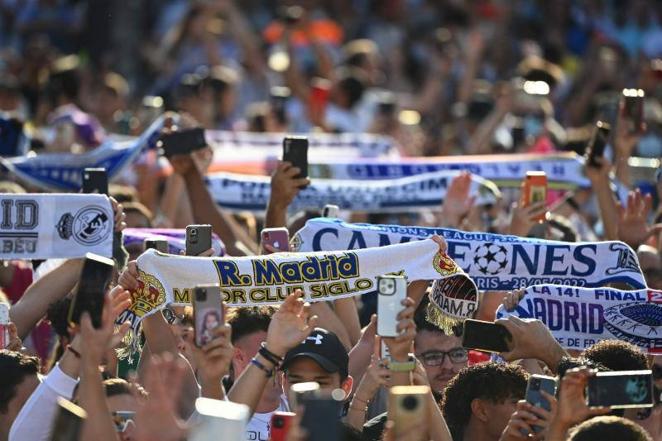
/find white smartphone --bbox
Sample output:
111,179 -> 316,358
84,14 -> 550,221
0,303 -> 10,349
322,204 -> 339,218
377,275 -> 407,337
189,398 -> 250,441
380,340 -> 391,361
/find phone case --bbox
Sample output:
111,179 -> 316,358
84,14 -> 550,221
621,89 -> 644,131
388,386 -> 429,440
282,136 -> 309,181
82,168 -> 108,194
261,228 -> 290,253
300,396 -> 342,441
270,412 -> 295,441
524,375 -> 557,433
193,285 -> 223,347
67,253 -> 115,328
523,171 -> 547,222
461,319 -> 512,353
186,225 -> 212,256
377,275 -> 407,337
587,370 -> 654,409
159,127 -> 207,157
586,121 -> 611,167
322,204 -> 339,218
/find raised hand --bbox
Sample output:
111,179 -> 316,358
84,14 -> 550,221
270,161 -> 310,210
499,397 -> 555,441
617,189 -> 662,248
187,323 -> 233,399
383,297 -> 416,362
265,290 -> 318,357
110,197 -> 127,233
496,316 -> 567,372
509,200 -> 546,237
440,172 -> 476,228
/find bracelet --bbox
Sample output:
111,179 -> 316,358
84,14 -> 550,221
250,357 -> 274,378
67,346 -> 81,359
259,343 -> 284,367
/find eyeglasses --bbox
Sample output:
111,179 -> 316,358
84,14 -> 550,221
111,411 -> 135,433
418,348 -> 469,366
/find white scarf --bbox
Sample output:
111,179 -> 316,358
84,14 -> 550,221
205,170 -> 500,213
496,285 -> 662,354
121,239 -> 477,333
292,218 -> 647,290
0,193 -> 113,259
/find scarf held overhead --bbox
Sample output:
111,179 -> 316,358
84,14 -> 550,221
121,239 -> 478,333
0,193 -> 113,259
292,218 -> 646,290
205,170 -> 500,213
496,285 -> 662,354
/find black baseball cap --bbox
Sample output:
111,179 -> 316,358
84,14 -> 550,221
281,328 -> 349,379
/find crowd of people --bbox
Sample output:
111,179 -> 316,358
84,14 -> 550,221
1,0 -> 662,440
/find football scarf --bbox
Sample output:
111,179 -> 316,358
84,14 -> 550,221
0,116 -> 165,191
0,193 -> 114,259
122,228 -> 226,256
120,239 -> 478,334
205,170 -> 500,213
496,285 -> 662,354
292,218 -> 646,290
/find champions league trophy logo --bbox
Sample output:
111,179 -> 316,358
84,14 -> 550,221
473,243 -> 509,275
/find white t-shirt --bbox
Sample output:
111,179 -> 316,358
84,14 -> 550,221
244,397 -> 289,441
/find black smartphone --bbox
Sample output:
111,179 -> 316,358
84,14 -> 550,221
587,370 -> 654,409
50,398 -> 86,441
523,375 -> 557,433
185,224 -> 212,256
300,395 -> 342,441
158,127 -> 207,157
461,319 -> 512,353
67,253 -> 115,328
144,238 -> 168,253
282,136 -> 308,183
82,168 -> 108,194
586,121 -> 611,167
621,88 -> 645,133
270,86 -> 291,125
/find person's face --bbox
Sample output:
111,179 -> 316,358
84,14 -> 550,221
283,357 -> 348,394
232,331 -> 283,402
480,398 -> 519,439
414,330 -> 467,394
205,313 -> 219,330
107,393 -> 139,441
1,374 -> 40,430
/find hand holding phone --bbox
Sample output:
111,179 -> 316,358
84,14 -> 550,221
193,284 -> 223,347
261,227 -> 290,253
461,319 -> 512,353
67,253 -> 115,328
522,171 -> 547,223
523,375 -> 557,434
586,121 -> 611,168
587,370 -> 654,409
376,275 -> 407,337
186,224 -> 213,256
158,127 -> 207,158
282,136 -> 309,185
82,168 -> 108,194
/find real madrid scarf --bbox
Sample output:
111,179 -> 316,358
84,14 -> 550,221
292,218 -> 646,290
0,193 -> 114,259
122,228 -> 226,256
495,285 -> 662,354
120,239 -> 478,333
205,170 -> 500,213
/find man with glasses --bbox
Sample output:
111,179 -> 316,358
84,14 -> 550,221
414,298 -> 469,400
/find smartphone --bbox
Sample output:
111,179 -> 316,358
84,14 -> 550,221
587,370 -> 654,409
261,227 -> 290,253
270,412 -> 295,441
0,303 -> 9,349
270,86 -> 291,125
82,168 -> 108,194
189,398 -> 249,441
159,127 -> 207,157
289,381 -> 320,410
50,398 -> 87,441
322,204 -> 339,218
67,253 -> 115,328
586,121 -> 611,167
621,88 -> 645,133
282,136 -> 309,183
377,275 -> 408,337
461,319 -> 512,353
380,340 -> 391,361
300,395 -> 342,441
186,224 -> 212,256
522,171 -> 547,222
388,385 -> 429,441
523,375 -> 557,433
193,284 -> 223,347
144,238 -> 168,253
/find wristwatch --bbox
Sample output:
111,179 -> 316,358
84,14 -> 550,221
388,354 -> 416,372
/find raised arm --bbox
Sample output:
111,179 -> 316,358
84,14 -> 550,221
264,161 -> 309,229
585,157 -> 619,240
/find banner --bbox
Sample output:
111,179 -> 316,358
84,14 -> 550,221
0,116 -> 165,191
292,218 -> 646,290
122,228 -> 225,256
0,193 -> 113,259
120,239 -> 478,333
496,285 -> 662,354
205,170 -> 500,213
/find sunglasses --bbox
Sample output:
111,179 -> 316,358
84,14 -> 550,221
163,308 -> 186,325
418,348 -> 468,366
112,411 -> 135,433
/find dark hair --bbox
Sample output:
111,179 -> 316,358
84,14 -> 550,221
441,362 -> 528,441
226,306 -> 275,344
584,340 -> 648,371
335,70 -> 366,109
569,416 -> 652,441
557,356 -> 610,378
122,202 -> 154,228
0,350 -> 40,413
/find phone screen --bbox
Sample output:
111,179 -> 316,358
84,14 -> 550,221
461,319 -> 512,353
587,371 -> 654,409
82,168 -> 108,194
159,128 -> 207,157
587,121 -> 611,167
282,136 -> 309,182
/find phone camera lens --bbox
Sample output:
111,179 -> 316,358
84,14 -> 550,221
273,417 -> 284,429
402,395 -> 419,411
